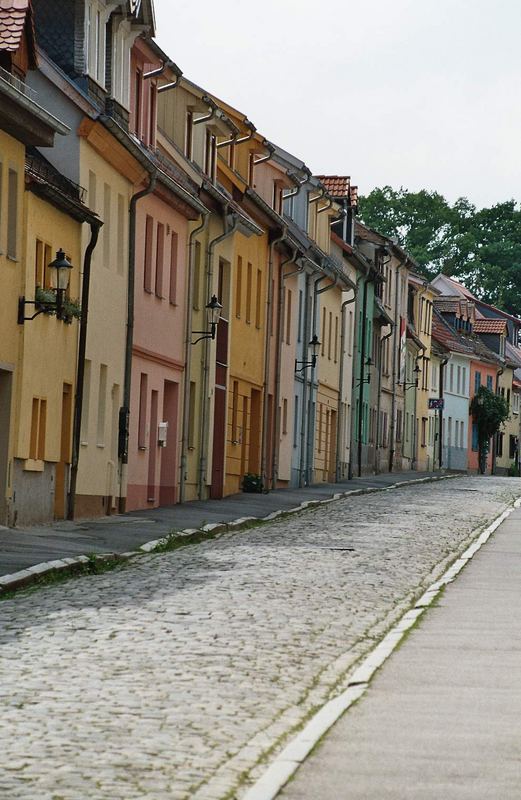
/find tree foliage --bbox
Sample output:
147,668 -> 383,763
359,187 -> 521,316
470,386 -> 510,474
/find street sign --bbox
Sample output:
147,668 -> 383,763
428,398 -> 445,410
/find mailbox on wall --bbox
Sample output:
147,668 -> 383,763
158,422 -> 168,447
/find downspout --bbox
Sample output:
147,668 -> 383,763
412,345 -> 425,470
261,225 -> 287,490
119,171 -> 157,512
193,95 -> 218,126
348,260 -> 369,479
67,219 -> 102,519
374,323 -> 394,473
197,211 -> 239,499
336,289 -> 357,482
272,245 -> 303,487
388,255 -> 408,473
179,210 -> 209,504
357,277 -> 370,477
439,356 -> 449,469
216,118 -> 255,150
492,366 -> 504,474
307,271 -> 338,484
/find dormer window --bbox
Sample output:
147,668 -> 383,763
185,110 -> 193,159
204,129 -> 217,181
85,0 -> 107,87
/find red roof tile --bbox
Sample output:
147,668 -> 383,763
316,175 -> 350,198
473,318 -> 507,334
0,0 -> 31,53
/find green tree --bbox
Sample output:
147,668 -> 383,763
359,189 -> 521,316
470,386 -> 509,474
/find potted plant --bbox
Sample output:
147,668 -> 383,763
242,472 -> 263,493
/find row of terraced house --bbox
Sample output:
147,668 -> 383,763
1,0 -> 520,527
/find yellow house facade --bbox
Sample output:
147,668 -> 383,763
12,159 -> 85,525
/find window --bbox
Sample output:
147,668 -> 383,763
155,222 -> 164,298
7,168 -> 17,258
81,359 -> 91,444
457,365 -> 461,395
421,417 -> 427,447
103,183 -> 111,268
248,152 -> 255,186
328,311 -> 332,360
169,232 -> 178,304
509,435 -> 517,459
321,308 -> 326,356
318,404 -> 323,453
149,84 -> 157,148
117,194 -> 125,274
235,256 -> 242,317
29,398 -> 47,460
188,382 -> 196,449
231,381 -> 239,443
204,129 -> 216,180
297,290 -> 303,343
460,421 -> 464,449
396,409 -> 402,442
88,170 -> 96,212
282,398 -> 288,435
487,375 -> 493,391
472,422 -> 479,451
496,433 -> 504,457
246,262 -> 252,323
285,289 -> 292,344
256,269 -> 262,328
85,0 -> 107,86
447,416 -> 452,447
462,367 -> 467,395
138,374 -> 148,449
144,215 -> 154,292
334,316 -> 338,363
449,364 -> 454,392
474,371 -> 481,395
35,239 -> 52,289
193,241 -> 201,309
455,420 -> 459,448
97,364 -> 107,446
293,395 -> 299,447
184,110 -> 193,159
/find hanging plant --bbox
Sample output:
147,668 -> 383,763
35,286 -> 56,314
61,297 -> 82,323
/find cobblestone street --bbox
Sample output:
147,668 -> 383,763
1,477 -> 519,800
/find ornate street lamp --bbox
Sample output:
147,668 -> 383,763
191,294 -> 223,345
295,334 -> 321,373
18,249 -> 74,324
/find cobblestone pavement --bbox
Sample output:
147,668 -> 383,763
0,477 -> 519,800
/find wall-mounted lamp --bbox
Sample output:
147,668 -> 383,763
18,249 -> 74,324
191,295 -> 223,345
356,356 -> 373,387
401,363 -> 421,390
295,334 -> 321,373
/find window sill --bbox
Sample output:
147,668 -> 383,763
23,459 -> 44,472
6,254 -> 18,263
96,443 -> 105,449
80,441 -> 88,447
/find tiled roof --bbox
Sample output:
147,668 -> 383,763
316,175 -> 350,198
355,220 -> 387,245
474,318 -> 507,334
0,0 -> 32,53
431,310 -> 475,356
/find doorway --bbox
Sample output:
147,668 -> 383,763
0,369 -> 13,525
54,382 -> 72,519
159,380 -> 178,505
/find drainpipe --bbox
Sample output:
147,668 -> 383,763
253,140 -> 275,167
67,219 -> 103,520
197,210 -> 239,499
272,246 -> 303,487
261,225 -> 287,491
388,255 -> 408,473
144,60 -> 179,81
119,171 -> 157,512
307,271 -> 338,484
348,260 -> 369,479
336,289 -> 357,482
492,366 -> 504,475
216,118 -> 255,149
439,356 -> 449,469
193,95 -> 218,126
374,322 -> 394,474
357,277 -> 370,477
179,210 -> 209,504
412,345 -> 425,470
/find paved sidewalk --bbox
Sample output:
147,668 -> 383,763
0,470 -> 449,577
280,506 -> 521,800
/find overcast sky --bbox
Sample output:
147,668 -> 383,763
154,0 -> 521,209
